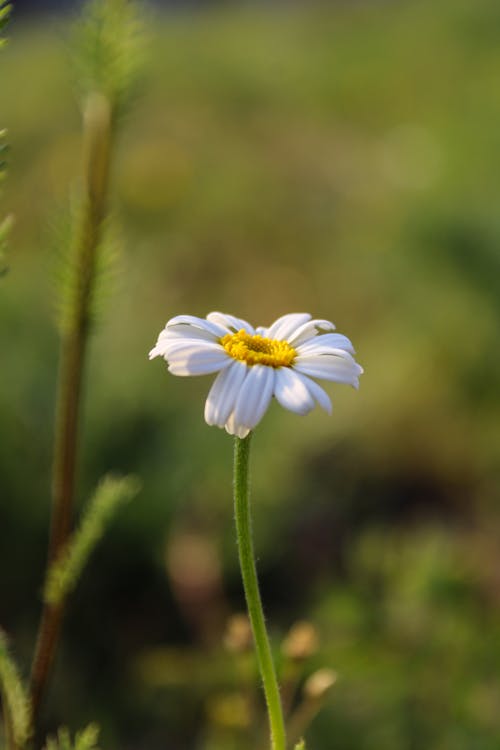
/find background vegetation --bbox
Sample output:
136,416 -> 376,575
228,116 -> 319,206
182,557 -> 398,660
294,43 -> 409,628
2,1 -> 500,748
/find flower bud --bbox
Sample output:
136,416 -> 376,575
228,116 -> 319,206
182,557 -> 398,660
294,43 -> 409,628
223,613 -> 253,653
303,668 -> 338,700
282,621 -> 319,661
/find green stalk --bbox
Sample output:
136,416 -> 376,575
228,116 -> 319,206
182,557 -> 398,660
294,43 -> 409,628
233,435 -> 287,750
29,92 -> 113,723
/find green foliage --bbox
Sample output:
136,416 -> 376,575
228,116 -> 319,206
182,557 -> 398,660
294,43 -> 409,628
0,630 -> 32,747
308,523 -> 500,749
45,475 -> 141,606
294,742 -> 306,750
44,725 -> 100,750
0,2 -> 11,49
0,4 -> 10,179
0,0 -> 11,273
0,129 -> 7,176
0,132 -> 11,278
54,0 -> 147,332
73,0 -> 146,117
53,197 -> 122,335
0,209 -> 12,277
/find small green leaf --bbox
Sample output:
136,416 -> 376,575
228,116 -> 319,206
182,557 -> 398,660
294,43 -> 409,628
0,130 -> 9,185
45,474 -> 141,605
0,2 -> 12,47
0,630 -> 32,747
44,724 -> 100,750
0,213 -> 13,275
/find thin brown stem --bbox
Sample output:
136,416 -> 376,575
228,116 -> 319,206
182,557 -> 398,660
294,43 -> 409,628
29,93 -> 113,725
3,708 -> 18,750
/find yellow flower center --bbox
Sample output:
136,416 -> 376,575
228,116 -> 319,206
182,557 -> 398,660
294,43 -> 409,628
220,329 -> 296,368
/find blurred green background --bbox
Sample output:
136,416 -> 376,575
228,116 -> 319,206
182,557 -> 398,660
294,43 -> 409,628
2,1 -> 500,748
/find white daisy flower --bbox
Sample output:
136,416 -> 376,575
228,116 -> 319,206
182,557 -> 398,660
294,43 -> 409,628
149,312 -> 363,438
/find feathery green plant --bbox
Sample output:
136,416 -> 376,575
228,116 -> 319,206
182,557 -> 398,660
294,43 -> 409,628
0,130 -> 8,178
73,0 -> 145,120
0,210 -> 12,267
0,2 -> 11,47
0,126 -> 12,278
54,200 -> 122,337
0,3 -> 12,276
45,475 -> 141,606
44,725 -> 100,750
53,0 -> 146,334
30,0 -> 146,724
0,631 -> 32,749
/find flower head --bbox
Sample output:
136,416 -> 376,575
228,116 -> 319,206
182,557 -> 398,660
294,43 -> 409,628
149,312 -> 363,438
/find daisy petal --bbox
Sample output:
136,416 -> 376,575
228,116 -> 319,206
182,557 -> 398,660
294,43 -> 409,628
225,412 -> 251,439
160,324 -> 221,343
150,328 -> 179,359
154,337 -> 225,360
295,333 -> 354,355
207,312 -> 255,335
296,344 -> 358,363
266,313 -> 312,341
231,365 -> 275,433
274,367 -> 315,416
287,319 -> 336,346
150,328 -> 212,359
149,343 -> 166,360
293,371 -> 332,414
166,314 -> 228,339
167,344 -> 232,376
204,361 -> 249,427
294,355 -> 363,387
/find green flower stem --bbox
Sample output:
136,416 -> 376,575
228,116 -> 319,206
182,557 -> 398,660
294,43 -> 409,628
233,435 -> 286,750
30,92 -> 113,723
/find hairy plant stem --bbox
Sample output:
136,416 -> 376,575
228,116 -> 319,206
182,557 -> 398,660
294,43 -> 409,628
3,710 -> 17,750
30,93 -> 113,724
233,435 -> 286,750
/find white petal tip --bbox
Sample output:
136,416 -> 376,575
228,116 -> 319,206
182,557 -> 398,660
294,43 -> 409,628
204,406 -> 224,429
225,423 -> 251,438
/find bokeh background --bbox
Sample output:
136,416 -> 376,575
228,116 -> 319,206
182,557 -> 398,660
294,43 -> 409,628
2,1 -> 500,748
